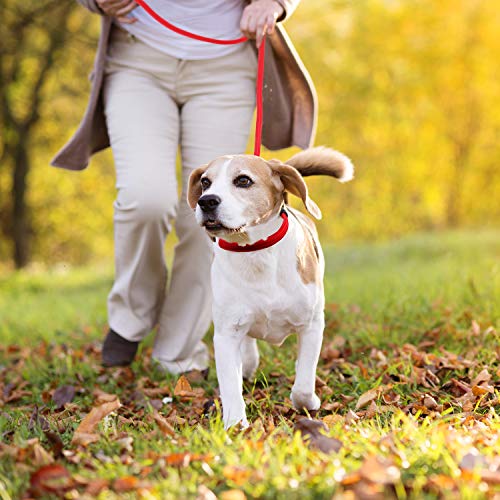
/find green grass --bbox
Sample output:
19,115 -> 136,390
0,229 -> 499,499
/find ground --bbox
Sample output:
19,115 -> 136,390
0,229 -> 499,499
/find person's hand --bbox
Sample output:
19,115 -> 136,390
96,0 -> 138,24
240,0 -> 284,47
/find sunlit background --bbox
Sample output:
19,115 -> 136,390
1,0 -> 499,271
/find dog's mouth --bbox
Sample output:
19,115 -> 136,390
202,218 -> 245,235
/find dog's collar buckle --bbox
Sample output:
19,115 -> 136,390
217,210 -> 289,253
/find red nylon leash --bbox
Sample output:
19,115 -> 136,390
133,0 -> 266,156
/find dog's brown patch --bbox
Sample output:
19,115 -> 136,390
230,156 -> 284,225
292,209 -> 320,285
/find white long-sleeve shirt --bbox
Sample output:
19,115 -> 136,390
117,0 -> 246,60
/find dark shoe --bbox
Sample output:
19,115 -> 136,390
102,328 -> 139,367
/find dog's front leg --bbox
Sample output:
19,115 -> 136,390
291,316 -> 324,411
214,333 -> 248,429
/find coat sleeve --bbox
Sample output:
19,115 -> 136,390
76,0 -> 104,15
274,0 -> 300,21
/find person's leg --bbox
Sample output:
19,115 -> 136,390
102,29 -> 180,363
152,43 -> 257,373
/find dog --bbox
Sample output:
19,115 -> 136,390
187,147 -> 354,428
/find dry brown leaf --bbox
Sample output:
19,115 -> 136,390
29,463 -> 73,496
422,394 -> 439,410
32,443 -> 54,467
471,368 -> 491,387
113,476 -> 145,492
86,478 -> 110,496
355,388 -> 379,410
152,410 -> 176,437
345,409 -> 360,424
359,456 -> 401,485
322,414 -> 343,427
174,375 -> 192,395
164,452 -> 191,467
52,385 -> 76,410
92,388 -> 119,403
222,466 -> 251,486
365,400 -> 379,419
294,418 -> 342,453
71,398 -> 121,446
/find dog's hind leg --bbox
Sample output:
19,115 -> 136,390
241,336 -> 259,381
291,315 -> 324,412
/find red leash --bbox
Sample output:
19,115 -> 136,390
133,0 -> 266,156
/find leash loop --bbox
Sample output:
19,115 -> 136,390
133,0 -> 265,156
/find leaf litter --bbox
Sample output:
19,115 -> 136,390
0,316 -> 499,497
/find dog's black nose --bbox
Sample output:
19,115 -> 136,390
198,194 -> 221,212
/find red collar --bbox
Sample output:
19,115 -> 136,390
218,211 -> 289,252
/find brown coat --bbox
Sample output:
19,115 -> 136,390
50,0 -> 317,170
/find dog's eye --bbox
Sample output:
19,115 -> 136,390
234,175 -> 253,188
200,177 -> 211,190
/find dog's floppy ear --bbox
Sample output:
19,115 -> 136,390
187,164 -> 209,209
268,160 -> 322,220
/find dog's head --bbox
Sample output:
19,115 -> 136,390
187,148 -> 354,239
187,155 -> 321,238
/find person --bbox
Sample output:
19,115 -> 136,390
51,0 -> 317,373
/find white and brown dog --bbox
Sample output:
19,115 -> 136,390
187,147 -> 354,428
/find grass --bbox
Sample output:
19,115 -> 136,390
0,228 -> 499,499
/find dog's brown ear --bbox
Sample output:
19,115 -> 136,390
187,164 -> 209,209
268,160 -> 322,220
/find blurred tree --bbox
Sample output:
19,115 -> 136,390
0,0 -> 499,270
0,0 -> 77,268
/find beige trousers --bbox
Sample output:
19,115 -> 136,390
102,27 -> 256,373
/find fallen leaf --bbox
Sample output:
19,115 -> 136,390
294,418 -> 342,453
471,368 -> 491,387
44,431 -> 64,458
345,409 -> 360,424
422,394 -> 439,410
71,398 -> 121,446
322,414 -> 343,427
86,478 -> 110,496
32,443 -> 54,467
355,388 -> 379,410
113,476 -> 144,492
52,385 -> 76,409
29,463 -> 73,496
222,466 -> 251,486
174,375 -> 192,396
359,456 -> 401,485
164,452 -> 191,467
152,410 -> 176,437
93,388 -> 119,403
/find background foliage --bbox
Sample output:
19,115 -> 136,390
0,0 -> 499,269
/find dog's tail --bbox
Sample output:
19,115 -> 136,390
286,147 -> 354,183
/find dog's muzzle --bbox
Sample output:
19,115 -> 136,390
198,194 -> 224,231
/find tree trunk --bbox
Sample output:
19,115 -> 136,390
11,140 -> 30,268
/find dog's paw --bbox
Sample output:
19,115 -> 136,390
291,390 -> 321,411
223,414 -> 249,430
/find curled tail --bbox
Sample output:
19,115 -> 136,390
286,146 -> 354,183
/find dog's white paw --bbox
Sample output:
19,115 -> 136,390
223,414 -> 249,430
222,401 -> 249,430
291,390 -> 321,411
